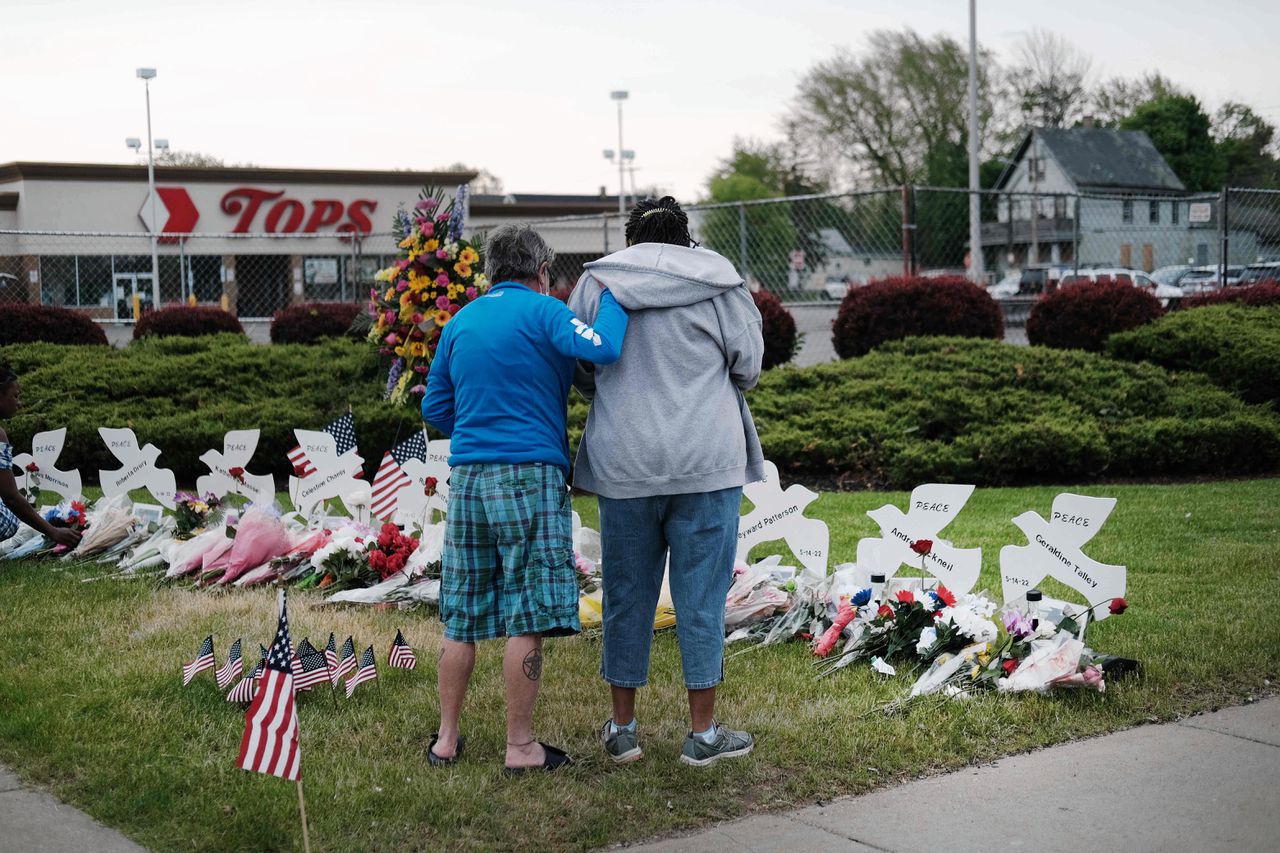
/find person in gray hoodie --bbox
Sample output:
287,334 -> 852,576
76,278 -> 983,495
568,196 -> 765,767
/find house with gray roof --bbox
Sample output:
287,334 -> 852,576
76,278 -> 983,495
981,127 -> 1252,274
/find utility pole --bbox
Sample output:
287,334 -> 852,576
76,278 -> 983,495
966,0 -> 985,284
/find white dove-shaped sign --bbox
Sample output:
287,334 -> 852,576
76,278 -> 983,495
736,460 -> 829,580
393,439 -> 453,525
195,429 -> 276,505
11,428 -> 82,502
999,493 -> 1126,620
288,429 -> 365,520
861,483 -> 982,594
97,427 -> 177,509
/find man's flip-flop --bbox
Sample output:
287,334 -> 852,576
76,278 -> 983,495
504,741 -> 574,775
427,733 -> 465,767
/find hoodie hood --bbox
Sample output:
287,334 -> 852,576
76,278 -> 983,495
583,243 -> 743,310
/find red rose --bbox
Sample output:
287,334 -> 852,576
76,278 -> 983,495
24,462 -> 39,473
1001,659 -> 1019,676
424,476 -> 438,497
1109,597 -> 1128,615
876,604 -> 894,620
894,590 -> 915,604
934,584 -> 957,608
910,539 -> 933,556
228,466 -> 246,484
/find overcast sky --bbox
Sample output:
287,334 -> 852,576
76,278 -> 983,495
4,0 -> 1278,199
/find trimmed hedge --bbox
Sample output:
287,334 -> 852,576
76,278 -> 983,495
751,289 -> 799,369
270,302 -> 362,344
1108,304 -> 1280,406
1026,278 -> 1163,351
744,336 -> 1280,488
1182,281 -> 1280,309
832,276 -> 1003,358
0,304 -> 108,346
7,334 -> 1278,491
133,306 -> 244,340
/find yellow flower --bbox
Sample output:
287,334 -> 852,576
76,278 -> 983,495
970,664 -> 980,679
398,234 -> 415,249
978,653 -> 991,665
473,274 -> 489,291
408,277 -> 429,294
394,345 -> 405,357
424,239 -> 439,252
409,341 -> 427,358
454,262 -> 472,278
385,287 -> 395,301
459,246 -> 479,265
434,309 -> 453,325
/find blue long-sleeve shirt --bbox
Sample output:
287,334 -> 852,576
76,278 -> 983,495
421,281 -> 628,473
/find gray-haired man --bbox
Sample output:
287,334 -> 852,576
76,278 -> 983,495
422,224 -> 629,772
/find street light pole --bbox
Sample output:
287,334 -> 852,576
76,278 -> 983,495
138,67 -> 161,310
610,90 -> 629,241
966,0 -> 985,285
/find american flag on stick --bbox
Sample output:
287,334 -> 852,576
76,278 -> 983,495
288,412 -> 357,478
182,635 -> 215,686
226,659 -> 264,704
323,633 -> 339,681
388,629 -> 416,670
294,648 -> 333,692
215,639 -> 244,689
333,636 -> 357,682
236,589 -> 301,782
345,646 -> 378,698
370,430 -> 427,520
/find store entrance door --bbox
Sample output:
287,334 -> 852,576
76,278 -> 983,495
111,273 -> 154,320
234,255 -> 291,318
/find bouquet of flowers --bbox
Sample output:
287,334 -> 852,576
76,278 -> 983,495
365,185 -> 488,407
172,492 -> 223,539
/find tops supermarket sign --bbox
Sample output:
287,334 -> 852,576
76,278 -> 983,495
139,186 -> 378,238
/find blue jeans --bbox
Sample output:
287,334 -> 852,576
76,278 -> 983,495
598,487 -> 741,690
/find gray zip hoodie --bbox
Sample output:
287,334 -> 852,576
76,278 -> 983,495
568,242 -> 765,499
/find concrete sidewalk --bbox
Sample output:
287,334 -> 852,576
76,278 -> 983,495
627,697 -> 1280,853
0,765 -> 145,853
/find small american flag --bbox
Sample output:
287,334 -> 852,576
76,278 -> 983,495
288,412 -> 358,478
370,430 -> 428,520
345,645 -> 378,698
226,660 -> 264,704
215,639 -> 243,689
334,635 -> 357,681
182,635 -> 215,686
236,590 -> 301,781
388,629 -> 416,670
323,633 -> 339,670
294,648 -> 333,692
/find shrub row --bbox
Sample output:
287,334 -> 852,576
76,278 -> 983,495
270,303 -> 362,344
1,304 -> 108,346
832,276 -> 1003,358
752,289 -> 799,369
134,306 -> 244,340
1027,279 -> 1164,351
1108,304 -> 1280,407
1183,281 -> 1280,309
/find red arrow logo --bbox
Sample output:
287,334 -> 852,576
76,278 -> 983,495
139,187 -> 200,242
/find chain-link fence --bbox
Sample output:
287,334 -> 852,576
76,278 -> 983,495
4,186 -> 1279,320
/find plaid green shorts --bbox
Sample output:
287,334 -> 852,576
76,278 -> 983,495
440,463 -> 580,643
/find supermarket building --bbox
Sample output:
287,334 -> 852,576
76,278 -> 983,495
0,162 -> 618,318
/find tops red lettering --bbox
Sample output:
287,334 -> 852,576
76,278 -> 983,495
220,188 -> 377,234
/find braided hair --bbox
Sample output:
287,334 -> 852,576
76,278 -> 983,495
624,196 -> 697,248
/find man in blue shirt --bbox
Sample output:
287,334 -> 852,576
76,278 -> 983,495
421,224 -> 627,772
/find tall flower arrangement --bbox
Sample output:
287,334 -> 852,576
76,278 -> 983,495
368,185 -> 487,406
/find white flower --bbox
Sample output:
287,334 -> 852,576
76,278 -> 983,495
915,627 -> 938,655
871,656 -> 896,676
948,607 -> 997,643
1036,619 -> 1058,639
346,489 -> 372,510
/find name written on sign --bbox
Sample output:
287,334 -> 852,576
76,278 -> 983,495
1033,533 -> 1098,589
113,460 -> 150,488
738,505 -> 799,539
298,467 -> 355,500
890,527 -> 956,573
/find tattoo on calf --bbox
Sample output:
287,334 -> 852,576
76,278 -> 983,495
522,649 -> 542,681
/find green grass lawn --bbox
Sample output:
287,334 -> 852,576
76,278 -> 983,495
1,479 -> 1277,852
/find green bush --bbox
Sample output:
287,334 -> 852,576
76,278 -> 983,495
6,334 -> 1278,491
0,334 -> 419,485
1108,305 -> 1280,407
745,336 -> 1280,487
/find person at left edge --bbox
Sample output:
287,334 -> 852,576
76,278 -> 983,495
421,224 -> 629,772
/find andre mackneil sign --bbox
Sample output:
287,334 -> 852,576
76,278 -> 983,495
139,186 -> 378,239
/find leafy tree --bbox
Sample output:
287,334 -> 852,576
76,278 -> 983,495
1119,93 -> 1224,191
702,141 -> 803,290
1214,102 -> 1279,188
1008,28 -> 1093,131
791,30 -> 999,187
1089,73 -> 1186,127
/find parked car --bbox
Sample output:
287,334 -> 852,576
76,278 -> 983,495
1178,265 -> 1244,293
1150,264 -> 1194,288
1057,268 -> 1184,306
988,271 -> 1021,299
1016,265 -> 1072,295
1239,262 -> 1280,284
